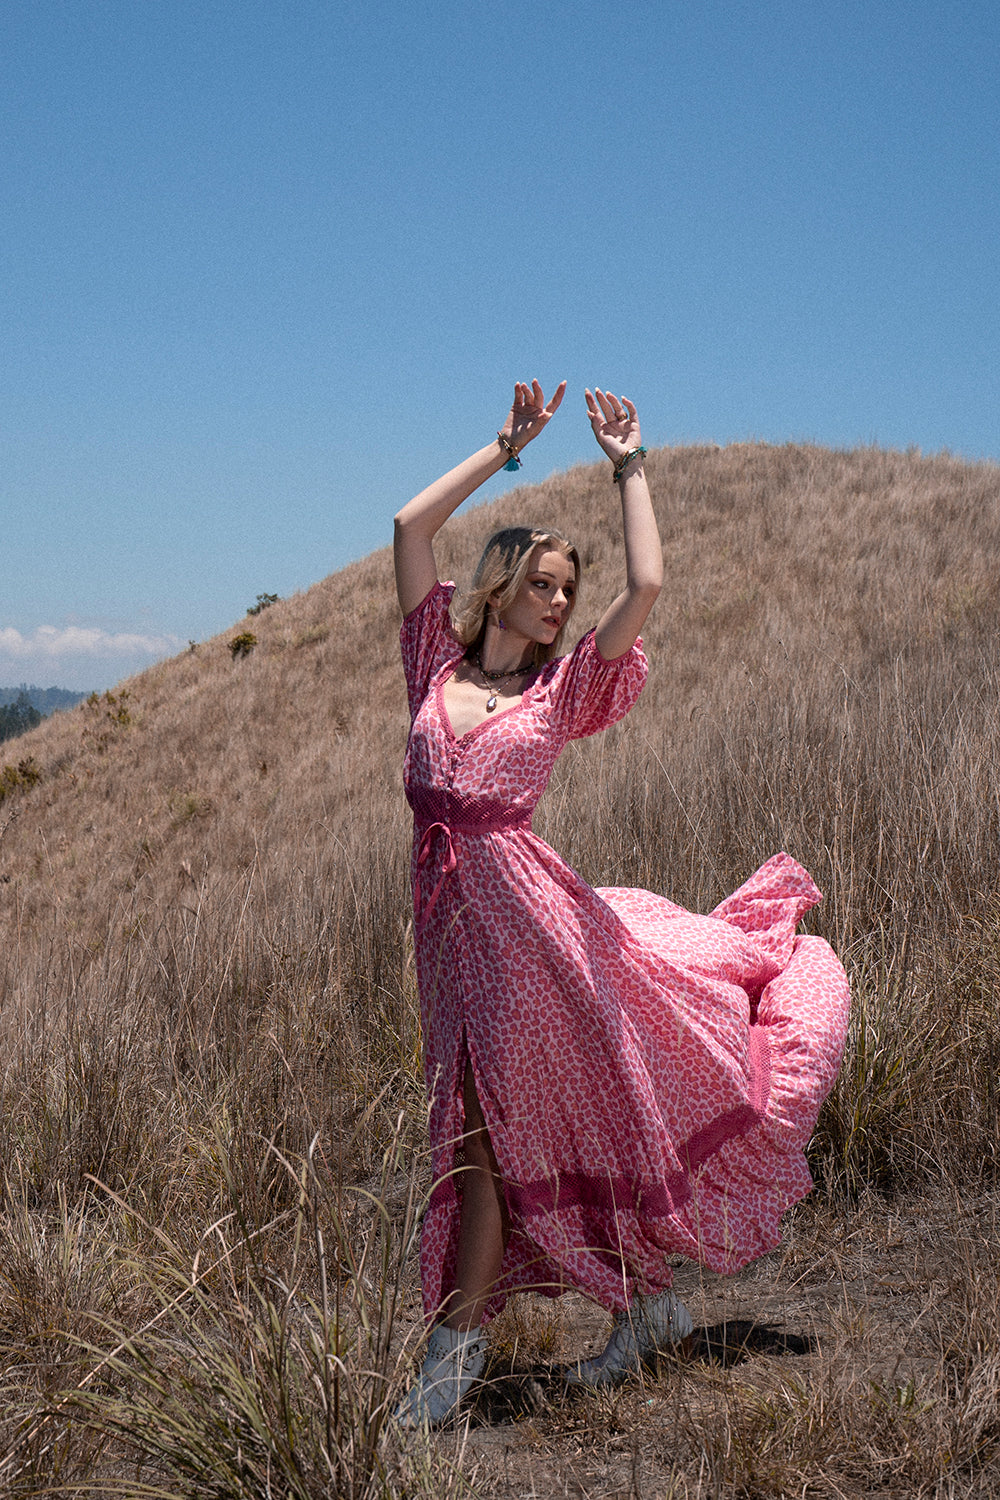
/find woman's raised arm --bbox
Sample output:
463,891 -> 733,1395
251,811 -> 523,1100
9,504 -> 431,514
586,388 -> 663,660
393,379 -> 566,617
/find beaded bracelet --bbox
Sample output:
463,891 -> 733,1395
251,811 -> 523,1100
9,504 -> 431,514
497,432 -> 522,471
613,445 -> 647,483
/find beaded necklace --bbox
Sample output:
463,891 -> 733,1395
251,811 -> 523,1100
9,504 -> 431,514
473,651 -> 533,712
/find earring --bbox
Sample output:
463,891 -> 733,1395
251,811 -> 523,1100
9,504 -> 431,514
490,607 -> 506,631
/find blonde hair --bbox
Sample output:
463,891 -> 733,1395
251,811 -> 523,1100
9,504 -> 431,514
450,527 -> 581,666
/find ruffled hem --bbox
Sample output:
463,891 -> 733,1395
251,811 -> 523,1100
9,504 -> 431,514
418,859 -> 849,1321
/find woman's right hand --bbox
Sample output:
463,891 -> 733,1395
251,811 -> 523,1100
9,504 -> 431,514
500,379 -> 567,455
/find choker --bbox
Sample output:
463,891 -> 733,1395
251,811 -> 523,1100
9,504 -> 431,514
473,651 -> 533,712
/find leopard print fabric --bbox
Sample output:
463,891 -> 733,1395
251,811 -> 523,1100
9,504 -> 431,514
401,582 -> 849,1322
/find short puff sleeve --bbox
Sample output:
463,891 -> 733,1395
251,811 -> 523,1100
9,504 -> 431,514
399,581 -> 462,719
537,629 -> 648,741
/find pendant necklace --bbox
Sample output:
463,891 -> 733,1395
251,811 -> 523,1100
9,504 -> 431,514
474,651 -> 533,712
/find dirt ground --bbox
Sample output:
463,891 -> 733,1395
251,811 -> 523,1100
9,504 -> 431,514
390,1193 -> 1000,1498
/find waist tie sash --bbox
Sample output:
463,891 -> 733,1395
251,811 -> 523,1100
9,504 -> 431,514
408,788 -> 532,931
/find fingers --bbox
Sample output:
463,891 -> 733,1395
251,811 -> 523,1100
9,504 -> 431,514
512,378 -> 566,418
602,389 -> 631,422
545,379 -> 567,416
511,380 -> 632,431
587,388 -> 634,425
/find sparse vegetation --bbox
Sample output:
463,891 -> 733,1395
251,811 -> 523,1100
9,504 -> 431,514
86,687 -> 133,726
248,591 -> 280,616
229,630 -> 258,658
0,753 -> 41,804
1,440 -> 1000,1494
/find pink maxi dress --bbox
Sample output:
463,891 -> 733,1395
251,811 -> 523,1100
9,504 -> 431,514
402,582 -> 850,1323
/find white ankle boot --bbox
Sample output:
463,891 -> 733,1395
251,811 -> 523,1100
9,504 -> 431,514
393,1324 -> 487,1428
564,1289 -> 693,1389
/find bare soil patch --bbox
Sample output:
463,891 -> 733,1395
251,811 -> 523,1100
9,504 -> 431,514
398,1193 -> 1000,1498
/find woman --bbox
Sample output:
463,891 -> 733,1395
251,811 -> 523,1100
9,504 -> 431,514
393,381 -> 849,1427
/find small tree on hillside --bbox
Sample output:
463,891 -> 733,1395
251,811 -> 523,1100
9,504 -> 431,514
247,593 -> 280,616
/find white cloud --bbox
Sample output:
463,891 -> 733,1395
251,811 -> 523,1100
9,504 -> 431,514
0,624 -> 185,690
0,625 -> 183,660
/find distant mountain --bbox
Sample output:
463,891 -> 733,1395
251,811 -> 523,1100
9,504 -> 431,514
0,691 -> 42,745
0,684 -> 90,714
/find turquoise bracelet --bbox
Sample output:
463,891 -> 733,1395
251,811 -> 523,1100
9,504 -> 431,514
497,432 -> 523,471
613,445 -> 647,482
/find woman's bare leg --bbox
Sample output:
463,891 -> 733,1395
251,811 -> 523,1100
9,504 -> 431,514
442,1063 -> 507,1330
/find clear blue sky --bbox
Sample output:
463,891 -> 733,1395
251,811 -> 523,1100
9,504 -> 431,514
3,0 -> 997,690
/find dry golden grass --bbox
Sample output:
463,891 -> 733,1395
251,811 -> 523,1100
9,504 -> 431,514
1,439 -> 999,1495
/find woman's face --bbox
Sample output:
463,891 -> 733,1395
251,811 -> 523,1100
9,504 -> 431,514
494,546 -> 577,647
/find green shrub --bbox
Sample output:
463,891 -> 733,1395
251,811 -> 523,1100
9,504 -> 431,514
83,690 -> 133,750
247,592 -> 280,616
229,632 -> 258,659
85,689 -> 132,728
0,756 -> 41,805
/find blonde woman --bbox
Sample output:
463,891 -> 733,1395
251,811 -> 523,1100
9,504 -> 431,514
393,382 -> 849,1426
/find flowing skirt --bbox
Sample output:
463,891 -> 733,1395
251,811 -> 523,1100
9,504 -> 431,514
415,850 -> 850,1320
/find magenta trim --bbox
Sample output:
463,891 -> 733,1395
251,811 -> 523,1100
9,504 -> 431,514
675,1104 -> 759,1179
434,668 -> 538,747
400,578 -> 450,624
500,1029 -> 775,1224
410,799 -> 534,930
409,788 -> 533,831
749,1026 -> 773,1114
506,1167 -> 689,1220
677,1030 -> 773,1175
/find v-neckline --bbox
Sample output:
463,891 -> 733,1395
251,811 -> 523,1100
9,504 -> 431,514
436,658 -> 541,746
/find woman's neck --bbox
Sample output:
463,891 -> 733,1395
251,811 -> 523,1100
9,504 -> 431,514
477,625 -> 535,674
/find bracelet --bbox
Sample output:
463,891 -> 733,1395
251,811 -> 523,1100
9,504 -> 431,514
613,446 -> 647,483
497,432 -> 523,471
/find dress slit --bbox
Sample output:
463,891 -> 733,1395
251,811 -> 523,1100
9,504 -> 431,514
403,581 -> 850,1322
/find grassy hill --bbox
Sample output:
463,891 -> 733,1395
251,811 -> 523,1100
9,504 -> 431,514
3,440 -> 1000,1496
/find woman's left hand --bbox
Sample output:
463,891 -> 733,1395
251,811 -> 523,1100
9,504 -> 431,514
585,388 -> 643,465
